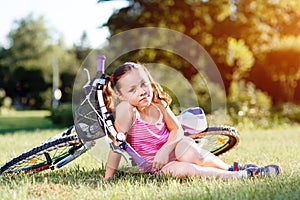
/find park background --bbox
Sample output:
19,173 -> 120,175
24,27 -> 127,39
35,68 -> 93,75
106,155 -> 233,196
1,0 -> 300,128
0,1 -> 300,199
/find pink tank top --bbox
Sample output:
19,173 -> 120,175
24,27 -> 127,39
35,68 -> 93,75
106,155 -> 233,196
126,105 -> 175,172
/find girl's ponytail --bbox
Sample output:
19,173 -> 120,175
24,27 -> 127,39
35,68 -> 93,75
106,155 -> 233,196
103,75 -> 114,112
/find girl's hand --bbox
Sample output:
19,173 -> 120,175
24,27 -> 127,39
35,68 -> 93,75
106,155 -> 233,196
152,147 -> 170,170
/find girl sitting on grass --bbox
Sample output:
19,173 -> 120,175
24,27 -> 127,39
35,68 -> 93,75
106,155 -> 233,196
103,62 -> 281,180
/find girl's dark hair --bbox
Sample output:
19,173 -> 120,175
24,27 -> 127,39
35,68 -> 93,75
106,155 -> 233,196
103,62 -> 172,111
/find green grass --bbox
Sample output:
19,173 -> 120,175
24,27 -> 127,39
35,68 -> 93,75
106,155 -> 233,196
0,111 -> 299,199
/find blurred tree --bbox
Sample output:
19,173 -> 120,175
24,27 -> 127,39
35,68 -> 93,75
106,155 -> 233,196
73,31 -> 92,61
98,0 -> 300,104
234,0 -> 300,103
0,14 -> 79,109
0,47 -> 10,90
10,67 -> 47,108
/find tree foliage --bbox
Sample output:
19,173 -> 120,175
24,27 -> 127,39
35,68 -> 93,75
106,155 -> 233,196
99,0 -> 300,104
0,14 -> 84,109
1,0 -> 300,123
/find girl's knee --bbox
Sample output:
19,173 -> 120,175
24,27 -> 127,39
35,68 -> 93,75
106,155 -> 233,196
175,137 -> 211,162
175,137 -> 194,155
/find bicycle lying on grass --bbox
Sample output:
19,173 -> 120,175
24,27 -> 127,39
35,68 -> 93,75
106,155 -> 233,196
0,55 -> 240,175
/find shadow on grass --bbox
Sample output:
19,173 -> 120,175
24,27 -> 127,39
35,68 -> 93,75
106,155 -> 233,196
0,111 -> 71,134
0,166 -> 172,186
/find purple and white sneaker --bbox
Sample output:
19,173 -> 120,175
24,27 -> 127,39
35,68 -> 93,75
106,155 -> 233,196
246,164 -> 282,177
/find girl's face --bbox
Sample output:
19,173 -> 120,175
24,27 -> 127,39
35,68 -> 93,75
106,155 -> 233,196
117,68 -> 153,109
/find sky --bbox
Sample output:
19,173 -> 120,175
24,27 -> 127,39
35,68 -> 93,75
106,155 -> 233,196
0,0 -> 129,48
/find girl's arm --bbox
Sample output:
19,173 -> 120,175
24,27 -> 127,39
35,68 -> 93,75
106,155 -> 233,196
162,105 -> 184,143
104,101 -> 135,180
114,101 -> 136,134
152,103 -> 184,169
104,150 -> 121,180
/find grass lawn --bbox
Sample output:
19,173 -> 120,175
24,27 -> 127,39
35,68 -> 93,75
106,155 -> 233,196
0,111 -> 299,199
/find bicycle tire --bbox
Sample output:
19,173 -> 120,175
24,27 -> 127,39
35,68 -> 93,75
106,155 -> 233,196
187,126 -> 240,156
0,131 -> 80,175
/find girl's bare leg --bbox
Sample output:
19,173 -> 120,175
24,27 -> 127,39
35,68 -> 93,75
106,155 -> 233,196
175,137 -> 231,170
161,161 -> 240,179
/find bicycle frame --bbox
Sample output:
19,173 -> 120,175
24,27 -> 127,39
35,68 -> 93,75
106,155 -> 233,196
49,127 -> 95,169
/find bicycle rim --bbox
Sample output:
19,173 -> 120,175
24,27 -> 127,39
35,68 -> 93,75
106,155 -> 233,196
188,126 -> 240,156
0,134 -> 80,174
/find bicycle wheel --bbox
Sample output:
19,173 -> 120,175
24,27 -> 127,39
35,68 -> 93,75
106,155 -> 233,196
187,126 -> 240,156
0,127 -> 81,175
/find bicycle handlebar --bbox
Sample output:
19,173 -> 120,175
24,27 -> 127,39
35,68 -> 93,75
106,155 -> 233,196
97,55 -> 106,74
